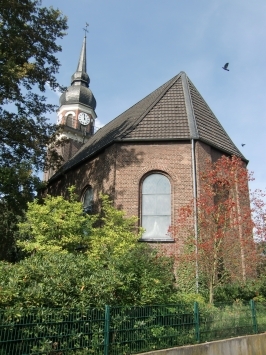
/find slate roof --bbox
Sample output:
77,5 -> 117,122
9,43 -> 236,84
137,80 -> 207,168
50,71 -> 246,181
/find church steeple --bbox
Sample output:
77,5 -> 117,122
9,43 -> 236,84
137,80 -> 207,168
44,29 -> 97,181
59,34 -> 96,111
55,32 -> 97,163
77,35 -> 87,73
71,35 -> 90,87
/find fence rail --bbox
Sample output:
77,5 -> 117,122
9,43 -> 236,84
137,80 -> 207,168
0,300 -> 266,354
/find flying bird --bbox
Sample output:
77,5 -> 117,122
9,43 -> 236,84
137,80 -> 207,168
241,144 -> 245,147
222,63 -> 229,71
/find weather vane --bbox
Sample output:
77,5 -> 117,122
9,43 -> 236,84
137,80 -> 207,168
83,22 -> 89,37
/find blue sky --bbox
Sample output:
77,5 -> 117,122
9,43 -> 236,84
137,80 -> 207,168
42,0 -> 266,192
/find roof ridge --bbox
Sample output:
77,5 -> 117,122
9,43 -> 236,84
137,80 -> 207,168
49,71 -> 248,183
120,72 -> 183,139
187,77 -> 247,161
181,72 -> 199,139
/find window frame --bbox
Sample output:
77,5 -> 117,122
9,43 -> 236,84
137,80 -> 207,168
66,113 -> 75,128
140,171 -> 174,242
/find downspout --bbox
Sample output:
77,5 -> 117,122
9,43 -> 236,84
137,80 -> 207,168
192,138 -> 199,293
181,72 -> 199,294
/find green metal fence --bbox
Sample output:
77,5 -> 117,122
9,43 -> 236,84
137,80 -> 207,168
199,301 -> 255,342
108,304 -> 195,354
0,301 -> 265,355
0,308 -> 105,355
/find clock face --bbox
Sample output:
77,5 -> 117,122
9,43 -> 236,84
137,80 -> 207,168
78,112 -> 90,125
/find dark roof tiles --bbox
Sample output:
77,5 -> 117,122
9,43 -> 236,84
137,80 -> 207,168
126,76 -> 190,140
50,71 -> 246,181
187,78 -> 243,157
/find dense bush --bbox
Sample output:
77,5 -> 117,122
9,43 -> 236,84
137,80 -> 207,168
213,281 -> 263,303
6,188 -> 263,309
0,244 -> 176,308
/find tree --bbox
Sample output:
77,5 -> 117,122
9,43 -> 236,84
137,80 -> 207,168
1,190 -> 176,308
18,187 -> 95,254
0,0 -> 68,259
88,194 -> 143,262
0,245 -> 176,308
0,164 -> 41,260
0,0 -> 67,169
172,155 -> 258,303
18,191 -> 142,257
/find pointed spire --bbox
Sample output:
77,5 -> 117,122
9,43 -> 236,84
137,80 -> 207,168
76,36 -> 87,73
71,35 -> 90,87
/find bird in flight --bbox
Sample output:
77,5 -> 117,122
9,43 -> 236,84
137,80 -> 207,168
241,144 -> 245,147
222,63 -> 229,71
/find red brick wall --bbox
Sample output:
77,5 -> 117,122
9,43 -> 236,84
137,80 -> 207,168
47,140 -> 255,279
47,140 -> 196,256
48,141 -> 194,220
61,140 -> 83,163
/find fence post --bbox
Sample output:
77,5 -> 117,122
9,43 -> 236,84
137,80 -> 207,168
104,305 -> 110,355
194,302 -> 200,342
250,299 -> 258,334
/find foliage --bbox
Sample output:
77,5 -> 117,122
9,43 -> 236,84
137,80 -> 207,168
214,281 -> 261,303
0,164 -> 43,261
18,191 -> 141,256
0,306 -> 105,355
0,246 -> 175,308
7,190 -> 176,307
0,0 -> 67,169
172,155 -> 258,303
1,299 -> 263,355
18,187 -> 94,254
108,244 -> 175,305
0,0 -> 68,260
89,194 -> 142,261
250,189 -> 266,243
169,291 -> 207,305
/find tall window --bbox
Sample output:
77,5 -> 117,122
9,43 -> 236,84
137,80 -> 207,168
141,173 -> 172,241
82,186 -> 93,213
66,114 -> 74,128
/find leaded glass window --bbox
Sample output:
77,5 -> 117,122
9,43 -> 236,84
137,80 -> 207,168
141,173 -> 171,240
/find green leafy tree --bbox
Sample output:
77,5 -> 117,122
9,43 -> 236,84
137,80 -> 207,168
2,191 -> 176,308
0,164 -> 41,260
89,194 -> 142,261
18,187 -> 94,254
18,192 -> 143,257
0,0 -> 68,259
0,247 -> 176,308
0,0 -> 67,169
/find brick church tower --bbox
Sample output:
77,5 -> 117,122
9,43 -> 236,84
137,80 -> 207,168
44,35 -> 97,180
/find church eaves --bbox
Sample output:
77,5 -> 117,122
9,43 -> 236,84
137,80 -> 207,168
50,71 -> 246,181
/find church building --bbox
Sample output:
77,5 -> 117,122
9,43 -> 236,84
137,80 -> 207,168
46,35 -> 247,243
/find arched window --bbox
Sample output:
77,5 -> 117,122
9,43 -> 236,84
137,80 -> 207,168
141,173 -> 172,241
82,186 -> 93,213
66,114 -> 74,128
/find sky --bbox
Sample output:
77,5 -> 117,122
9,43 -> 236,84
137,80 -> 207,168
42,0 -> 266,192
